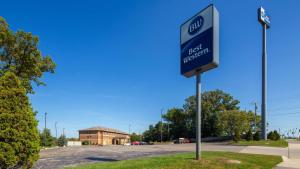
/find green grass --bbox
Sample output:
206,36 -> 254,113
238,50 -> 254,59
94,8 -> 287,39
65,151 -> 282,169
233,139 -> 288,148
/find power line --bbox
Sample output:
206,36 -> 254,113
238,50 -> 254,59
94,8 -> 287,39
269,106 -> 300,111
269,112 -> 300,116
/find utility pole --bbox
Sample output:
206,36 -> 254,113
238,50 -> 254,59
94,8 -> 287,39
167,122 -> 170,141
129,124 -> 131,135
258,7 -> 270,140
43,112 -> 47,147
160,109 -> 163,143
254,103 -> 257,131
55,122 -> 58,146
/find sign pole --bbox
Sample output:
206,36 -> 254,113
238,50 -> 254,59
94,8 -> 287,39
196,72 -> 201,160
261,23 -> 267,140
258,6 -> 270,140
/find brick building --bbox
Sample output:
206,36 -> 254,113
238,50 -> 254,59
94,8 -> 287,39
79,126 -> 130,145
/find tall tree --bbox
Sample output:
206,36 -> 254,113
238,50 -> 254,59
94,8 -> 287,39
0,17 -> 56,93
219,110 -> 251,141
183,90 -> 240,137
163,108 -> 188,139
0,72 -> 40,168
39,128 -> 55,147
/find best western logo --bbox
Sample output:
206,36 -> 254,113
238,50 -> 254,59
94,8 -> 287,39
188,16 -> 204,35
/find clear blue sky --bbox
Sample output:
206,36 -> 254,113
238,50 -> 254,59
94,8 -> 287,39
2,0 -> 300,137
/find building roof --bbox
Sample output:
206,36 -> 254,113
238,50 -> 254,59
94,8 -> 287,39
79,126 -> 129,135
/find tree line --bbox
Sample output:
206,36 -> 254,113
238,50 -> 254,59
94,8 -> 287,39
143,90 -> 261,142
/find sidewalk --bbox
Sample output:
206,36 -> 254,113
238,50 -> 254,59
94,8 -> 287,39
276,140 -> 300,169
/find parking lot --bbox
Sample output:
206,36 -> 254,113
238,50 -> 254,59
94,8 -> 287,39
34,143 -> 247,169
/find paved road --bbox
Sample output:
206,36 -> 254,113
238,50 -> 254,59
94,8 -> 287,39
34,142 -> 288,169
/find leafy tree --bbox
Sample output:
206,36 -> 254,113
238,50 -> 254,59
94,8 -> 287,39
143,122 -> 170,142
253,131 -> 260,141
182,90 -> 240,138
130,133 -> 142,142
245,129 -> 253,141
0,72 -> 40,168
267,130 -> 280,141
39,128 -> 55,147
57,135 -> 67,147
219,110 -> 251,141
163,108 -> 188,139
0,17 -> 56,93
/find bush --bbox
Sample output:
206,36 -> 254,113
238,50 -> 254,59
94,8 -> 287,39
268,130 -> 280,141
0,72 -> 40,168
57,135 -> 67,147
245,129 -> 253,141
254,131 -> 260,141
82,140 -> 90,145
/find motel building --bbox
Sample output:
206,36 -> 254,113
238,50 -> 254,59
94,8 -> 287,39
79,126 -> 130,145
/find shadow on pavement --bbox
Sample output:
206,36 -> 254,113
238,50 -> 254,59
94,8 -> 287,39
85,157 -> 119,162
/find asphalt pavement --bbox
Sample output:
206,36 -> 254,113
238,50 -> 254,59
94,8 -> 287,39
34,142 -> 290,169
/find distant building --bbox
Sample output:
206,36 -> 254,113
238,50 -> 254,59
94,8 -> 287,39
79,126 -> 130,145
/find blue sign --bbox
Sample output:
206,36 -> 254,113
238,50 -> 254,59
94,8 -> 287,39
258,7 -> 271,28
180,5 -> 219,77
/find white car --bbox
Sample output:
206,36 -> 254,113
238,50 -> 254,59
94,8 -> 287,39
123,143 -> 131,146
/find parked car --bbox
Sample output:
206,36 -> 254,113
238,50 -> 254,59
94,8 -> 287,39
140,141 -> 149,145
131,141 -> 140,145
173,138 -> 190,144
123,143 -> 131,146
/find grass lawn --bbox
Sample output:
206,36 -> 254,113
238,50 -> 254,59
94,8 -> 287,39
65,151 -> 282,169
233,140 -> 288,148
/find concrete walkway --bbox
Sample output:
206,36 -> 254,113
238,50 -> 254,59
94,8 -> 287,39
275,140 -> 300,169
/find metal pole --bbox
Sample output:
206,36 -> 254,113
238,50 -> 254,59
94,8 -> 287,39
196,72 -> 201,160
261,23 -> 267,140
254,103 -> 257,131
55,122 -> 58,146
44,112 -> 47,147
161,109 -> 163,143
167,122 -> 170,141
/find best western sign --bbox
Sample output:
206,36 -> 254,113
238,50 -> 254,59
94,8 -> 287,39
180,5 -> 219,77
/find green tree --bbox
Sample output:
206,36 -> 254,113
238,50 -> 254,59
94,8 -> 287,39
0,72 -> 40,168
130,133 -> 142,142
254,131 -> 260,141
219,110 -> 251,141
39,128 -> 55,147
0,17 -> 56,93
57,135 -> 67,147
163,108 -> 188,139
245,129 -> 253,141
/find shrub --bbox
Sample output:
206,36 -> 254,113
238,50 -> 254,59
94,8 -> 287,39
254,131 -> 260,141
82,140 -> 90,145
245,129 -> 253,141
267,131 -> 274,140
0,72 -> 40,168
57,135 -> 67,147
268,130 -> 280,141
